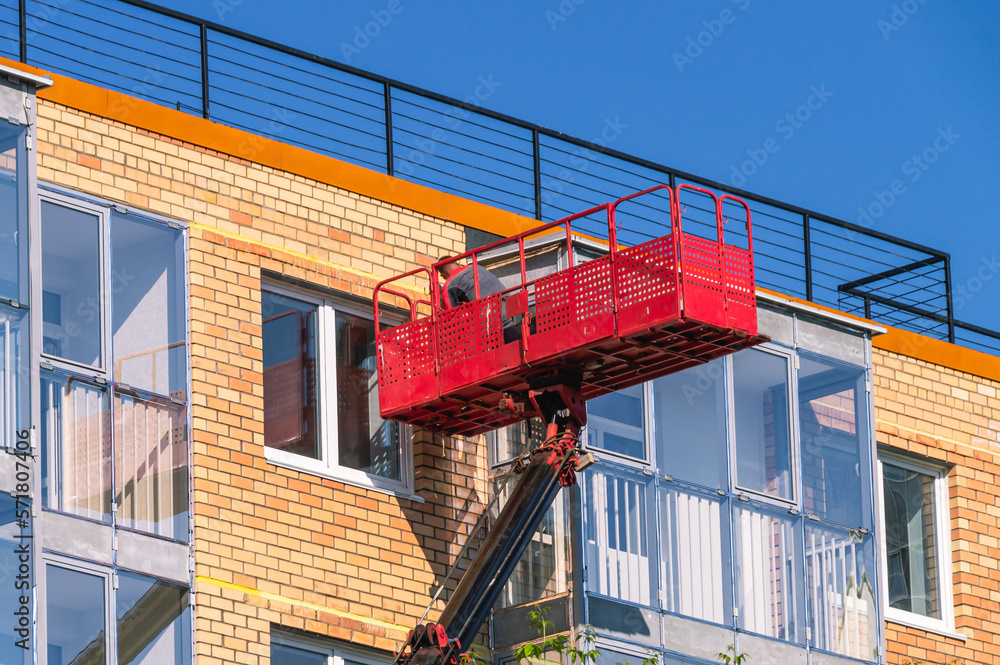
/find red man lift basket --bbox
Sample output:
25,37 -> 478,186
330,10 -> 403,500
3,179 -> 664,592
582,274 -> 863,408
373,184 -> 768,436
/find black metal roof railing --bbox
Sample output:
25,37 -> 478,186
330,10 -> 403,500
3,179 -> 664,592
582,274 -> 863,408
5,0 -> 998,353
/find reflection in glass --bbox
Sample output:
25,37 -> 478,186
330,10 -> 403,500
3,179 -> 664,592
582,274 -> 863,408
653,358 -> 728,488
805,523 -> 877,660
492,417 -> 545,466
262,290 -> 318,458
115,394 -> 189,540
0,305 -> 28,451
46,565 -> 106,665
271,643 -> 326,665
733,350 -> 792,500
1,494 -> 29,665
336,310 -> 400,480
0,126 -> 23,303
734,504 -> 802,642
799,354 -> 867,527
495,480 -> 568,609
116,571 -> 191,665
587,383 -> 645,460
111,212 -> 186,397
41,200 -> 103,367
660,485 -> 732,625
584,463 -> 657,607
883,462 -> 939,618
41,371 -> 111,522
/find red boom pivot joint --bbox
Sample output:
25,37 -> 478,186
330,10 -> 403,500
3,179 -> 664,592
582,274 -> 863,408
395,623 -> 460,665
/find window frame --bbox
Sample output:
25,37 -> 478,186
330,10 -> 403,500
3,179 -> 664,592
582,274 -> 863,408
728,343 -> 800,508
41,555 -> 193,665
583,381 -> 653,467
38,191 -> 110,375
41,555 -> 114,665
271,632 -> 391,665
876,451 -> 958,637
261,279 -> 414,497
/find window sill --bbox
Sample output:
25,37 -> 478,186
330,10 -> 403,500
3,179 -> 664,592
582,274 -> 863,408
886,613 -> 968,642
264,447 -> 424,504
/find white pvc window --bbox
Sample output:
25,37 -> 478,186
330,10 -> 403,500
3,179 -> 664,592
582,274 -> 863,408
271,634 -> 390,665
878,454 -> 955,635
262,281 -> 409,494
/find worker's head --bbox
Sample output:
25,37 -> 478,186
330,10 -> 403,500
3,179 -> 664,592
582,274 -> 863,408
435,254 -> 464,280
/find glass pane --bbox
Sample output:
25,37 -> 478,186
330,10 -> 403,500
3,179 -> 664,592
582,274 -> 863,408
1,494 -> 30,665
0,124 -> 24,303
116,571 -> 191,665
336,310 -> 400,480
587,384 -> 646,460
653,358 -> 728,488
41,371 -> 111,522
41,200 -> 103,368
660,485 -> 732,625
734,504 -> 803,642
799,354 -> 868,528
262,290 -> 318,458
805,523 -> 878,661
733,350 -> 792,500
46,565 -> 106,665
583,463 -> 657,607
492,417 -> 545,466
112,213 -> 186,397
883,462 -> 940,618
115,394 -> 189,540
271,643 -> 326,665
495,481 -> 569,609
0,305 -> 28,450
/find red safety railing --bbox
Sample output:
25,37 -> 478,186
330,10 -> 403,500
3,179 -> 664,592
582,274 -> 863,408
373,184 -> 765,436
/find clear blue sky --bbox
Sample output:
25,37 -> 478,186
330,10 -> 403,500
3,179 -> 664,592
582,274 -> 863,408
155,0 -> 1000,333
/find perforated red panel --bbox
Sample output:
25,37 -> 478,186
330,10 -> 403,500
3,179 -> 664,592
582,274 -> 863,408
574,256 -> 614,321
377,319 -> 434,386
616,235 -> 680,337
527,258 -> 614,364
534,269 -> 573,334
724,245 -> 757,334
376,319 -> 437,415
680,233 -> 725,325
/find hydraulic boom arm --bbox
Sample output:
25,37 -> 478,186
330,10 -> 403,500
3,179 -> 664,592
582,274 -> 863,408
395,376 -> 588,665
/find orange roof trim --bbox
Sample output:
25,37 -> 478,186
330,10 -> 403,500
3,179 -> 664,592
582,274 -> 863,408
8,59 -> 999,382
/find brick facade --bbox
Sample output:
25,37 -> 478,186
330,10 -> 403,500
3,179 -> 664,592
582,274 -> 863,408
37,98 -> 490,663
874,347 -> 1000,664
31,73 -> 1000,665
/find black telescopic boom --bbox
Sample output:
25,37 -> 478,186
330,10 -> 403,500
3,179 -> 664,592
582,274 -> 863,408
437,446 -> 567,652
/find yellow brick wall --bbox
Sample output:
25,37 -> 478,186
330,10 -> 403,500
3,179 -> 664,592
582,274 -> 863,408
39,91 -> 1000,665
874,348 -> 1000,664
37,99 -> 490,662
